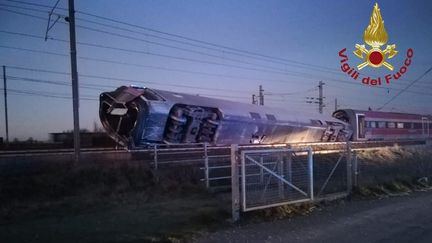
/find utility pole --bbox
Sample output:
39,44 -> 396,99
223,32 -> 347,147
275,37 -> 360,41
252,94 -> 257,105
258,85 -> 264,106
67,0 -> 80,163
334,98 -> 339,112
318,81 -> 325,114
306,81 -> 325,114
2,66 -> 8,145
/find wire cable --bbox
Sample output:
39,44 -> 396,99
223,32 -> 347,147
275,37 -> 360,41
378,66 -> 432,110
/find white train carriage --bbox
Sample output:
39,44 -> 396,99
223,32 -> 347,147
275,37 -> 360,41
100,86 -> 352,147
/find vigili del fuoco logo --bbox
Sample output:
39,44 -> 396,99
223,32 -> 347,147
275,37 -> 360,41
338,3 -> 413,86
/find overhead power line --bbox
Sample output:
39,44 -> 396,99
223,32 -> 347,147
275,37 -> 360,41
2,0 -> 351,75
0,29 -> 321,77
5,68 -> 309,104
5,66 -> 251,94
71,9 -> 431,87
3,42 -> 432,95
2,0 -> 317,70
4,29 -> 432,97
6,75 -> 115,91
0,88 -> 97,100
265,88 -> 318,96
0,5 -> 423,88
0,3 -> 58,14
5,0 -> 68,11
0,44 -> 326,87
0,3 -> 340,76
74,23 -> 310,74
378,66 -> 432,110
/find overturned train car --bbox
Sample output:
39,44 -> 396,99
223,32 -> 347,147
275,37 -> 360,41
99,86 -> 352,147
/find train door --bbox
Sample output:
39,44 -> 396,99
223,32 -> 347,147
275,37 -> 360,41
422,117 -> 430,138
356,114 -> 366,140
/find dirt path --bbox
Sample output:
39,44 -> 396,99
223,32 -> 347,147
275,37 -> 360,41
196,190 -> 432,243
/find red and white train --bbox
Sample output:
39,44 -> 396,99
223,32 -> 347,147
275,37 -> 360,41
333,109 -> 432,141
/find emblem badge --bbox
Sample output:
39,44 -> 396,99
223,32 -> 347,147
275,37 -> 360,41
353,3 -> 398,71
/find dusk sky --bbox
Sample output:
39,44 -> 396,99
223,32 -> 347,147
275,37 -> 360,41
1,0 -> 431,140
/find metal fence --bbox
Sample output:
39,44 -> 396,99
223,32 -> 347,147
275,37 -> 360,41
313,150 -> 352,200
147,143 -> 209,170
202,154 -> 231,189
230,144 -> 354,220
240,148 -> 313,211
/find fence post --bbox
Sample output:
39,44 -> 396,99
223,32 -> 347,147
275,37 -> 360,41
352,151 -> 358,187
231,144 -> 240,222
286,152 -> 292,183
204,143 -> 209,189
346,141 -> 352,195
154,144 -> 158,170
277,154 -> 284,198
307,147 -> 314,200
259,156 -> 264,184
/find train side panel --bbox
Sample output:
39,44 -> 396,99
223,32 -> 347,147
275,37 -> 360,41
100,86 -> 352,147
333,109 -> 432,141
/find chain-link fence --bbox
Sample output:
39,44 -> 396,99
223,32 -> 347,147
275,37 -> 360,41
313,151 -> 351,199
239,148 -> 313,211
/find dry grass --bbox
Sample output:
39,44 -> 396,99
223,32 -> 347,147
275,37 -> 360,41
0,161 -> 207,220
2,145 -> 431,242
0,161 -> 231,242
355,145 -> 432,197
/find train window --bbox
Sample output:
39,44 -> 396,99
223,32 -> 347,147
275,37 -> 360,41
403,123 -> 412,129
387,122 -> 396,128
266,114 -> 277,121
367,121 -> 377,128
377,121 -> 386,128
413,123 -> 422,129
397,122 -> 404,129
250,112 -> 261,120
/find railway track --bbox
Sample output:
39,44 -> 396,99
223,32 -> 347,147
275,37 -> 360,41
0,139 -> 428,177
0,147 -> 126,157
0,140 -> 427,157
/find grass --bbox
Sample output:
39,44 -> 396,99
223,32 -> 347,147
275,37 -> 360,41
0,161 -> 230,242
1,145 -> 432,242
353,145 -> 432,198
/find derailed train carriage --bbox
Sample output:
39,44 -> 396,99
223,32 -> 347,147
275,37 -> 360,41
99,86 -> 352,147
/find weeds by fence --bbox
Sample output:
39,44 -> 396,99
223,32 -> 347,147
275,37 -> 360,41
1,142 -> 431,222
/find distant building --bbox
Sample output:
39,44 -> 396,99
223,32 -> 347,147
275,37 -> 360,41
50,132 -> 115,147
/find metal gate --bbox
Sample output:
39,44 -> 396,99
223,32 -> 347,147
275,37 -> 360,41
313,150 -> 352,199
240,148 -> 314,211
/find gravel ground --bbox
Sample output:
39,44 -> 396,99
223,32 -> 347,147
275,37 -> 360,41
195,190 -> 432,243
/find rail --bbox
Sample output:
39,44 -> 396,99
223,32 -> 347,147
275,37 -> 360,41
0,139 -> 427,158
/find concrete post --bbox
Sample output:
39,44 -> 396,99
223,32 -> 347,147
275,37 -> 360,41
231,144 -> 240,222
